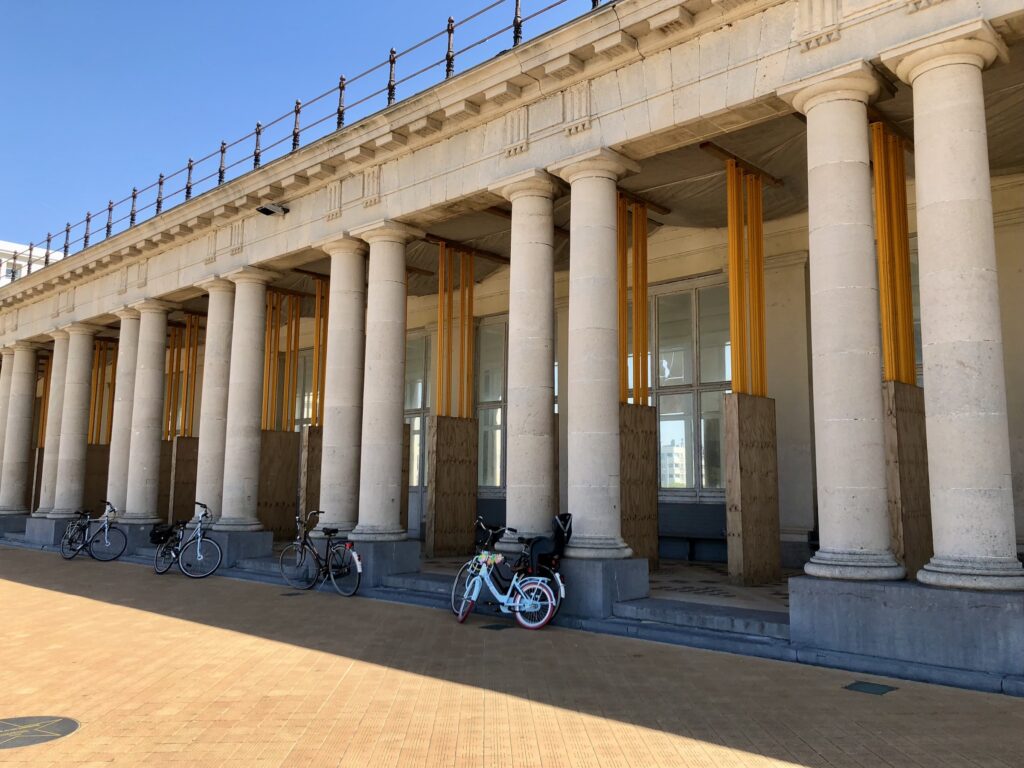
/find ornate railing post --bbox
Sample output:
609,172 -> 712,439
337,75 -> 346,128
292,100 -> 301,151
83,212 -> 92,249
44,233 -> 52,267
253,122 -> 262,169
218,141 -> 227,184
63,223 -> 71,259
513,0 -> 523,46
106,200 -> 114,238
387,48 -> 397,105
156,174 -> 165,215
446,17 -> 456,79
26,243 -> 33,275
130,187 -> 138,226
185,159 -> 194,201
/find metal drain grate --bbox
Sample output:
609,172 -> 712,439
845,681 -> 897,696
0,717 -> 79,749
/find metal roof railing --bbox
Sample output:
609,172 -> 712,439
2,0 -> 605,287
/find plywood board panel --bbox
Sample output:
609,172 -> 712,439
258,429 -> 302,540
620,403 -> 659,570
425,416 -> 477,557
298,426 -> 322,517
169,436 -> 199,523
158,439 -> 174,523
725,393 -> 781,585
84,444 -> 110,516
883,381 -> 933,578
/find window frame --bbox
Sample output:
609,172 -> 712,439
403,331 -> 431,490
475,314 -> 508,496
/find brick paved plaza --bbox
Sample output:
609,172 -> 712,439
0,547 -> 1022,767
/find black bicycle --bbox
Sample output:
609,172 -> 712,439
59,501 -> 127,561
278,510 -> 362,596
153,503 -> 223,578
450,514 -> 571,617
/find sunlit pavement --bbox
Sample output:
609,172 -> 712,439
1,546 -> 1022,767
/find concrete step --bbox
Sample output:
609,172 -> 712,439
3,532 -> 27,543
612,597 -> 790,640
382,571 -> 453,596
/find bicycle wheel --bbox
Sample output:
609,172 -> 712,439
154,540 -> 176,574
89,526 -> 127,561
59,523 -> 85,560
178,536 -> 223,579
455,575 -> 476,624
513,580 -> 556,630
328,545 -> 361,597
279,542 -> 318,589
450,561 -> 476,615
536,565 -> 564,619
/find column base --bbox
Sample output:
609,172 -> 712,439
48,508 -> 83,520
310,523 -> 355,538
25,517 -> 68,546
207,530 -> 274,568
564,534 -> 633,560
31,508 -> 52,518
348,524 -> 408,543
352,539 -> 420,587
496,530 -> 549,554
804,548 -> 906,581
558,557 -> 649,618
0,514 -> 29,535
212,518 -> 264,533
0,507 -> 32,516
917,555 -> 1024,591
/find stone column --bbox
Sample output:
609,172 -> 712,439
0,343 -> 39,514
193,278 -> 235,521
50,324 -> 99,518
781,62 -> 904,580
35,331 -> 69,516
318,237 -> 367,534
105,309 -> 140,514
883,25 -> 1024,589
491,170 -> 558,544
216,268 -> 275,531
549,149 -> 638,559
350,221 -> 421,542
0,348 -> 14,483
123,301 -> 173,524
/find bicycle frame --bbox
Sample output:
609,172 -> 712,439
81,506 -> 115,549
462,556 -> 546,614
172,512 -> 212,560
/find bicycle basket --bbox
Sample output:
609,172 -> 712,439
149,523 -> 175,545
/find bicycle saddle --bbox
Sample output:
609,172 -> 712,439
322,527 -> 339,536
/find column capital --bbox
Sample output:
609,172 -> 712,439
196,276 -> 236,294
130,298 -> 179,314
0,346 -> 14,358
48,329 -> 70,341
60,322 -> 104,337
112,306 -> 140,322
880,19 -> 1007,85
548,148 -> 640,185
777,60 -> 881,114
489,169 -> 559,202
10,341 -> 41,352
225,266 -> 278,286
321,235 -> 369,258
351,220 -> 424,245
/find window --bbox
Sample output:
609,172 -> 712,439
404,334 -> 430,488
647,282 -> 731,497
476,318 -> 507,490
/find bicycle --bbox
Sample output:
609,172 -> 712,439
278,510 -> 362,596
153,502 -> 223,578
450,515 -> 570,618
453,551 -> 557,629
59,501 -> 127,561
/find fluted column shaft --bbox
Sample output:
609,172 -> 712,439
216,269 -> 275,531
493,171 -> 558,544
105,309 -> 140,514
123,302 -> 171,523
0,343 -> 39,514
319,239 -> 367,533
35,332 -> 69,516
350,222 -> 419,542
51,325 -> 99,518
194,279 -> 235,521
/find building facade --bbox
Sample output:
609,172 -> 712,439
1,0 -> 1023,690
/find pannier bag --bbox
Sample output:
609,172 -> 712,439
149,523 -> 174,545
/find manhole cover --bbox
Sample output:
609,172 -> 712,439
0,717 -> 79,749
845,681 -> 897,696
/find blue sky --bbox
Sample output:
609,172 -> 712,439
1,1 -> 591,249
